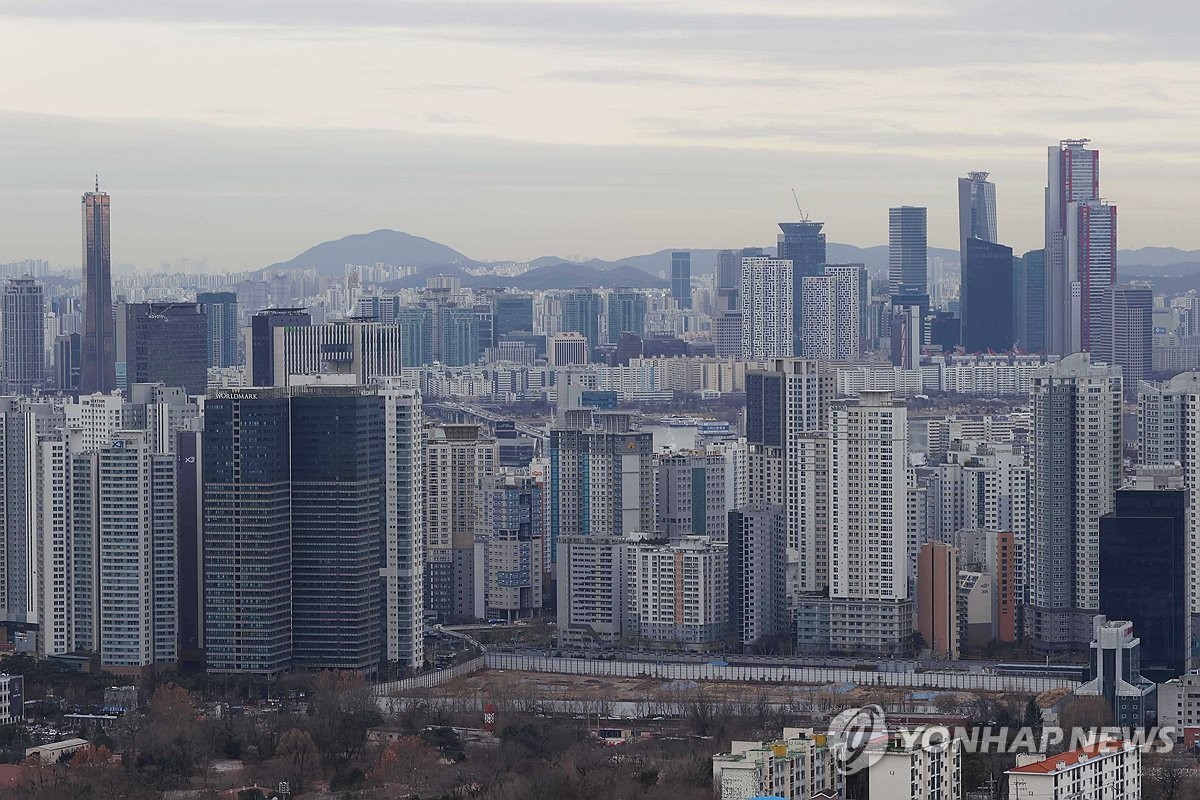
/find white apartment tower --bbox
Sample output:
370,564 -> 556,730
423,424 -> 497,623
1028,353 -> 1122,651
625,535 -> 728,648
795,390 -> 915,654
740,257 -> 794,360
829,391 -> 911,604
800,271 -> 860,362
378,381 -> 424,668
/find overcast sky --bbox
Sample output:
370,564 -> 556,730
1,1 -> 1197,270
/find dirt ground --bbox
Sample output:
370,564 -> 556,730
402,668 -> 1027,711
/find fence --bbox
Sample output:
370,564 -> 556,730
372,652 -> 1079,698
373,656 -> 486,696
481,653 -> 1079,694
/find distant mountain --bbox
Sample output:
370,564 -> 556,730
531,243 -> 961,277
1119,247 -> 1200,270
264,229 -> 474,276
261,229 -> 1200,290
384,262 -> 667,291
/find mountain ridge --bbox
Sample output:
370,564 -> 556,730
261,228 -> 1200,281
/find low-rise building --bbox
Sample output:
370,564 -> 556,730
1005,738 -> 1140,800
857,730 -> 962,800
0,675 -> 22,725
712,728 -> 843,800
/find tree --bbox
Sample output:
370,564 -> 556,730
1057,695 -> 1114,739
275,728 -> 321,794
68,745 -> 112,767
1143,753 -> 1200,800
368,737 -> 441,792
306,671 -> 384,766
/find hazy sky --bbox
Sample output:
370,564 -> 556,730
1,1 -> 1198,270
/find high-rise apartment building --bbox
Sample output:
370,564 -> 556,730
197,291 -> 239,368
655,450 -> 727,541
670,251 -> 692,309
917,542 -> 959,659
1045,139 -> 1102,356
478,474 -> 543,621
1137,373 -> 1200,667
81,185 -> 115,395
1092,284 -> 1152,390
2,277 -> 45,395
439,307 -> 480,367
125,302 -> 208,395
740,256 -> 793,360
822,263 -> 869,357
424,424 -> 497,622
376,381 -> 424,669
607,290 -> 647,343
728,503 -> 787,649
745,359 -> 834,599
958,171 -> 998,256
960,239 -> 1014,353
800,270 -> 860,362
627,535 -> 728,648
0,399 -> 64,633
778,221 -> 826,355
561,289 -> 602,356
548,411 -> 654,563
81,430 -> 177,673
797,391 -> 914,654
395,307 -> 433,368
888,206 -> 928,299
1028,353 -> 1122,651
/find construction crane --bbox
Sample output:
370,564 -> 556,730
790,188 -> 810,221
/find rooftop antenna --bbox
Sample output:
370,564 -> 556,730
790,188 -> 809,221
95,174 -> 99,192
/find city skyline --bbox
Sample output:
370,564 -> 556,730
1,3 -> 1198,267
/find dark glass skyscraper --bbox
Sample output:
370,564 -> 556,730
888,206 -> 928,299
957,172 -> 998,257
778,222 -> 826,356
607,289 -> 647,343
1100,488 -> 1187,681
396,307 -> 433,367
670,251 -> 692,309
248,308 -> 310,387
203,389 -> 293,675
440,307 -> 480,366
290,387 -> 384,671
197,291 -> 239,368
125,302 -> 208,395
1017,249 -> 1047,353
960,239 -> 1015,353
492,294 -> 534,339
81,185 -> 115,394
561,289 -> 602,355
